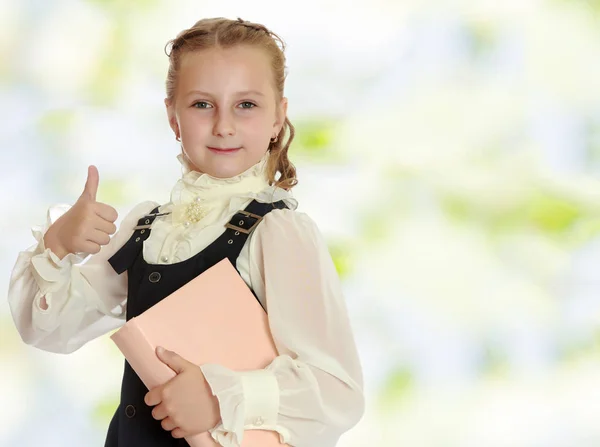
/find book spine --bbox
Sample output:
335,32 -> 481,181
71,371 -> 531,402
110,320 -> 175,390
112,323 -> 219,447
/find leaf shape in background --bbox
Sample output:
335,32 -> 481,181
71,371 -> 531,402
37,109 -> 76,154
96,176 -> 136,207
554,0 -> 600,18
82,0 -> 159,106
527,191 -> 582,233
439,192 -> 530,235
464,19 -> 499,62
478,342 -> 510,379
292,118 -> 345,163
90,395 -> 120,428
557,327 -> 600,364
85,21 -> 129,106
327,239 -> 355,279
377,366 -> 415,410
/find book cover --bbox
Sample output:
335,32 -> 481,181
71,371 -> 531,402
110,257 -> 289,447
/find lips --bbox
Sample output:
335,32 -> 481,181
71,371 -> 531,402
207,147 -> 241,154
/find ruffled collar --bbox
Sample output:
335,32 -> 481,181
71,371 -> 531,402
173,151 -> 270,200
167,151 -> 271,226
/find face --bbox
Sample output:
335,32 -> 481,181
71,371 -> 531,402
165,45 -> 287,179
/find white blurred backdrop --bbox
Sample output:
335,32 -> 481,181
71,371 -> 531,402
3,0 -> 600,446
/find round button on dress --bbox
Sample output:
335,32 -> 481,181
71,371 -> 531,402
125,405 -> 136,418
148,272 -> 161,283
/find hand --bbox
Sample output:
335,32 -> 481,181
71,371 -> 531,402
145,346 -> 222,439
43,165 -> 118,259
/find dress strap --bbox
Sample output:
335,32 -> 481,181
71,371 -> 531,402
225,199 -> 287,234
107,199 -> 288,275
132,212 -> 171,230
210,199 -> 288,268
108,206 -> 161,274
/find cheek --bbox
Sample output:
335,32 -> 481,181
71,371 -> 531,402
178,111 -> 194,129
244,127 -> 271,148
239,113 -> 272,138
179,108 -> 211,125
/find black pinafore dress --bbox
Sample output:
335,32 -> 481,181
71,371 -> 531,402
103,199 -> 287,447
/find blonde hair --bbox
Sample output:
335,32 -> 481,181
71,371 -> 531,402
164,17 -> 297,190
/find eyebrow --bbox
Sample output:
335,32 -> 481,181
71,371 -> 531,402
185,90 -> 265,97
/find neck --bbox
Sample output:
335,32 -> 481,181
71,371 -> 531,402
178,150 -> 270,181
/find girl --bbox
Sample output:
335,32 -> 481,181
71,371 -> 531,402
8,17 -> 365,447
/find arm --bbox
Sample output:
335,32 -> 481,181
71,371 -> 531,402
200,209 -> 365,447
7,200 -> 158,354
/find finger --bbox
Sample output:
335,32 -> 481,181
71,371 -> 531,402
93,218 -> 117,236
145,388 -> 162,407
93,203 -> 118,223
86,229 -> 110,247
161,416 -> 178,432
80,240 -> 101,255
156,346 -> 189,374
171,427 -> 187,439
82,165 -> 99,202
151,403 -> 169,421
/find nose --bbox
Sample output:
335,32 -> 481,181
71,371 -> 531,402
212,108 -> 236,137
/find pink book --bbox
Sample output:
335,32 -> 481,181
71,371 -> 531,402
110,257 -> 290,447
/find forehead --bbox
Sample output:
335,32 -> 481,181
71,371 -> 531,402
177,45 -> 274,95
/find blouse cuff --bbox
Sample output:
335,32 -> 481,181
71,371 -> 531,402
199,363 -> 285,447
29,218 -> 87,313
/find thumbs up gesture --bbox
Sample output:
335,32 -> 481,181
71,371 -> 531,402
43,165 -> 119,259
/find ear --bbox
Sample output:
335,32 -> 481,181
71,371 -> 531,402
164,98 -> 180,138
273,97 -> 288,134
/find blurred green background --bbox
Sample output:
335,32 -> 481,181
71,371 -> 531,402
3,0 -> 600,445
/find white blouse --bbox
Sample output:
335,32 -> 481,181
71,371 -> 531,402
7,153 -> 365,447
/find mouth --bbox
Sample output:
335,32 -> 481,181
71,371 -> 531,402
207,146 -> 241,154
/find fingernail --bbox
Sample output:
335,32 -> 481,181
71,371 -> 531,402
156,346 -> 165,354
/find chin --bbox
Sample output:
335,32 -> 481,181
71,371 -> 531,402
205,164 -> 248,179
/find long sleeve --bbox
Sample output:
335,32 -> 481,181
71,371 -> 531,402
200,209 -> 365,447
7,200 -> 158,354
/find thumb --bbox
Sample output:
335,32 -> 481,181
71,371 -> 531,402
82,165 -> 99,202
156,346 -> 189,374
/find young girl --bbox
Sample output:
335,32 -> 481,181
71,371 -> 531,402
8,17 -> 365,447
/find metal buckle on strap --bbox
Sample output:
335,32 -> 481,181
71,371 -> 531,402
225,210 -> 263,234
132,212 -> 171,231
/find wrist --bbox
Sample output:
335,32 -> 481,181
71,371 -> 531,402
43,229 -> 69,260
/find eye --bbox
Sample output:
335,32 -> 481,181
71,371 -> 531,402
192,101 -> 212,109
238,101 -> 256,109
